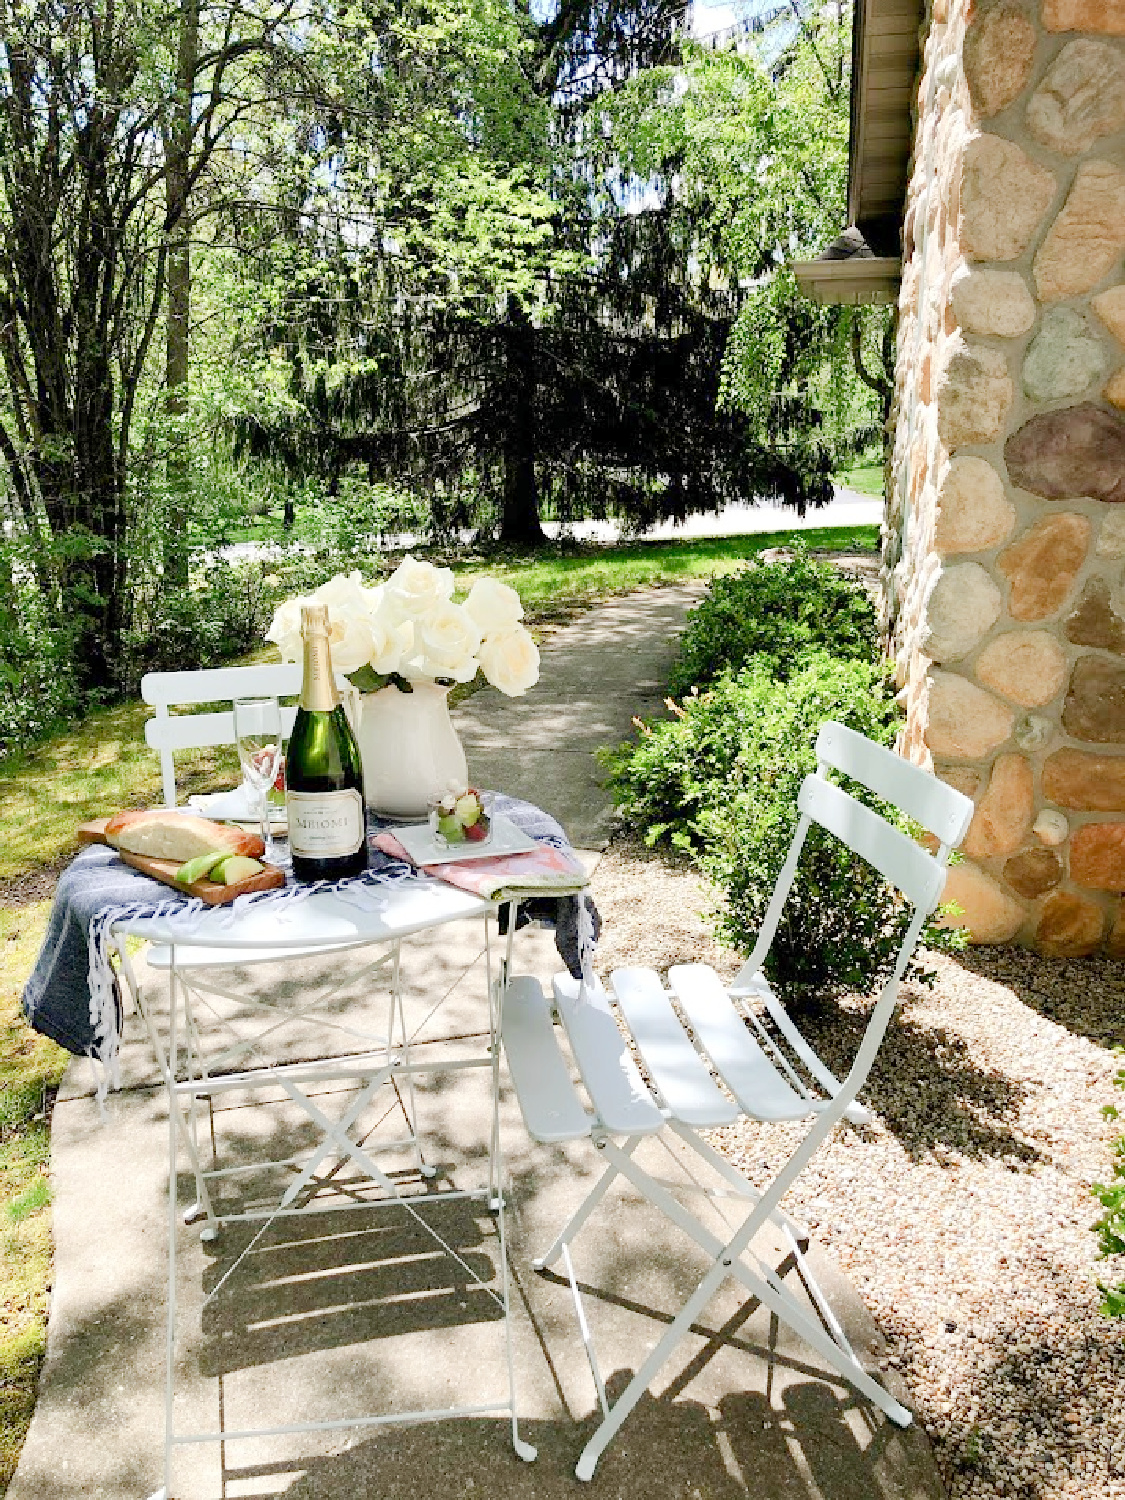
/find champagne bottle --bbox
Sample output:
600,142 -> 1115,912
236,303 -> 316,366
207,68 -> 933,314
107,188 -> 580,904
286,603 -> 368,882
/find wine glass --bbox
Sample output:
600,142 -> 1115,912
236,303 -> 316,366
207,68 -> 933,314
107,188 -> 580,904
233,697 -> 283,860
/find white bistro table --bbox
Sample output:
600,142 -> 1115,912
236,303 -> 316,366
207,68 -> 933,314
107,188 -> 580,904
112,876 -> 541,1500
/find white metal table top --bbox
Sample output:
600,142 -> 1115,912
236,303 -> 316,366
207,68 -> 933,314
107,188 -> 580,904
113,877 -> 495,952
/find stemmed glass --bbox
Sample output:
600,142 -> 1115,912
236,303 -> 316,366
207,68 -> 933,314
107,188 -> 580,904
233,697 -> 283,861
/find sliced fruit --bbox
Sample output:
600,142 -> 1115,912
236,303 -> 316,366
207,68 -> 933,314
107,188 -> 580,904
211,855 -> 265,885
454,792 -> 481,827
463,819 -> 489,842
437,813 -> 463,842
175,850 -> 232,885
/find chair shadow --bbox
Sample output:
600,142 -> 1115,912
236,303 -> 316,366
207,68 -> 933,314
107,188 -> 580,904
199,1201 -> 503,1377
789,992 -> 1040,1165
217,1368 -> 936,1500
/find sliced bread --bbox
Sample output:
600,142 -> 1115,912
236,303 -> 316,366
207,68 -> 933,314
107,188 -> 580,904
105,810 -> 264,863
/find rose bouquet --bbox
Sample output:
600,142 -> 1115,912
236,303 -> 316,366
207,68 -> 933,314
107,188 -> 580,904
265,555 -> 540,697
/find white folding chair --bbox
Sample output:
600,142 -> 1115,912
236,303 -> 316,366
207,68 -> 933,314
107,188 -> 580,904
502,721 -> 973,1480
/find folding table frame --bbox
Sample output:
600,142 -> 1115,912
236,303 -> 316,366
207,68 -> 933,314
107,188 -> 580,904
112,879 -> 542,1500
502,722 -> 974,1480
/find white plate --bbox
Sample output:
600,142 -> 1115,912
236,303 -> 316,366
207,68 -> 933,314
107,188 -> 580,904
392,813 -> 536,866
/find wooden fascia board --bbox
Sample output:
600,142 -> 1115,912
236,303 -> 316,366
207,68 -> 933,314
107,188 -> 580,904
792,256 -> 902,305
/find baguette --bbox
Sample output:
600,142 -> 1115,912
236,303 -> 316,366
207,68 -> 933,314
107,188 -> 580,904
105,810 -> 264,863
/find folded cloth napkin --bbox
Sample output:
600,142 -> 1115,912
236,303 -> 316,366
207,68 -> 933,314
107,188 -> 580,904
188,784 -> 284,822
373,830 -> 588,899
22,794 -> 599,1097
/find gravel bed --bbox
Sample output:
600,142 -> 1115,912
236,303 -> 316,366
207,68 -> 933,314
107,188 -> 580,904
588,837 -> 1125,1499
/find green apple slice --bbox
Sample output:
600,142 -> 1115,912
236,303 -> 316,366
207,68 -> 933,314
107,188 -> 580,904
175,850 -> 232,885
211,855 -> 265,885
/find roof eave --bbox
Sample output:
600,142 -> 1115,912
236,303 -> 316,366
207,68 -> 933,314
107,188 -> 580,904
792,256 -> 902,306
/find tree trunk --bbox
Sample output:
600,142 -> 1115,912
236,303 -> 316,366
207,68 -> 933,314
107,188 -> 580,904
498,297 -> 546,546
164,0 -> 200,589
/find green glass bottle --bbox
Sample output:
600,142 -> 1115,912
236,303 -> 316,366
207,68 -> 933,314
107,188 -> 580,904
286,602 -> 368,882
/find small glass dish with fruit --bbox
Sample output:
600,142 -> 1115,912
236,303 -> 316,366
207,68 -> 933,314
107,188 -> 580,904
428,787 -> 492,850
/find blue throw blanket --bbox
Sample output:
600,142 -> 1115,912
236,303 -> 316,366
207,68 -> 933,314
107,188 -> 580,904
22,794 -> 599,1095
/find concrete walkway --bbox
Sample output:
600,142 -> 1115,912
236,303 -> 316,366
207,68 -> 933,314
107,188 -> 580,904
11,585 -> 945,1500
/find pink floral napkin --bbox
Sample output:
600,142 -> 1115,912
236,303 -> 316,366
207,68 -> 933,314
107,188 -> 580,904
372,830 -> 588,900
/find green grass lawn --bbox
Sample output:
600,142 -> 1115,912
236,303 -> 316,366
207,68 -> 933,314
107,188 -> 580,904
0,519 -> 877,1490
835,462 -> 886,498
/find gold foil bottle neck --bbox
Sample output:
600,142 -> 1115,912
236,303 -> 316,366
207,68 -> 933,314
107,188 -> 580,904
299,604 -> 340,711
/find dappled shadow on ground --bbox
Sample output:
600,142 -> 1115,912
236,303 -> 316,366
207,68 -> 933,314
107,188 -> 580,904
768,998 -> 1038,1166
218,1373 -> 926,1500
200,1201 -> 503,1378
956,946 -> 1125,1051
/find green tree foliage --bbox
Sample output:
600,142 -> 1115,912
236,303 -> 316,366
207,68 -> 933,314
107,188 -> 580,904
594,15 -> 893,496
0,0 -> 321,691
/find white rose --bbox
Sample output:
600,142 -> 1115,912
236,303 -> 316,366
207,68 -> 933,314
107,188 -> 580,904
265,595 -> 305,662
310,571 -> 378,674
369,615 -> 414,675
406,601 -> 482,683
479,624 -> 539,697
463,577 -> 523,634
384,555 -> 455,624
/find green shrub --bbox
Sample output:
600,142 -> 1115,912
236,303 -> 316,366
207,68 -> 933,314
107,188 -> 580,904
0,599 -> 82,759
603,652 -> 962,1004
121,558 -> 281,691
1094,1065 -> 1125,1316
668,550 -> 879,696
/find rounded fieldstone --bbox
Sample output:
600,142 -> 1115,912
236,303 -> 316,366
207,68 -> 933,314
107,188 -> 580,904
935,456 -> 1016,554
1106,368 -> 1125,410
1034,159 -> 1125,302
997,514 -> 1091,620
1065,576 -> 1125,652
936,343 -> 1014,449
1035,809 -> 1070,845
1093,286 -> 1125,345
951,269 -> 1036,338
1036,890 -> 1105,955
926,670 -> 1016,758
1022,308 -> 1108,402
965,2 -> 1038,115
939,861 -> 1026,942
963,753 -> 1035,858
1062,654 -> 1125,741
1042,0 -> 1125,33
975,630 -> 1069,705
961,134 -> 1058,262
1004,405 -> 1125,503
937,766 -> 984,799
1070,822 -> 1125,889
1004,847 -> 1063,898
1026,40 -> 1125,155
1097,510 -> 1125,557
926,563 -> 1003,660
1044,747 -> 1125,808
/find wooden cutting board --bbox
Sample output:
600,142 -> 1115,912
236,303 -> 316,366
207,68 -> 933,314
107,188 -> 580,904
77,818 -> 286,905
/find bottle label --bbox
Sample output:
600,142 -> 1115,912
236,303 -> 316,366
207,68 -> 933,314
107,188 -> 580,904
287,789 -> 365,858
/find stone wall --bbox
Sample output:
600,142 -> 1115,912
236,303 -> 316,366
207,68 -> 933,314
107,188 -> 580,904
884,0 -> 1125,953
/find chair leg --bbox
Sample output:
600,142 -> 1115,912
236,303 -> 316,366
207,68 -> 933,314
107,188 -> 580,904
575,1248 -> 731,1480
532,1135 -> 642,1271
569,1136 -> 911,1479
